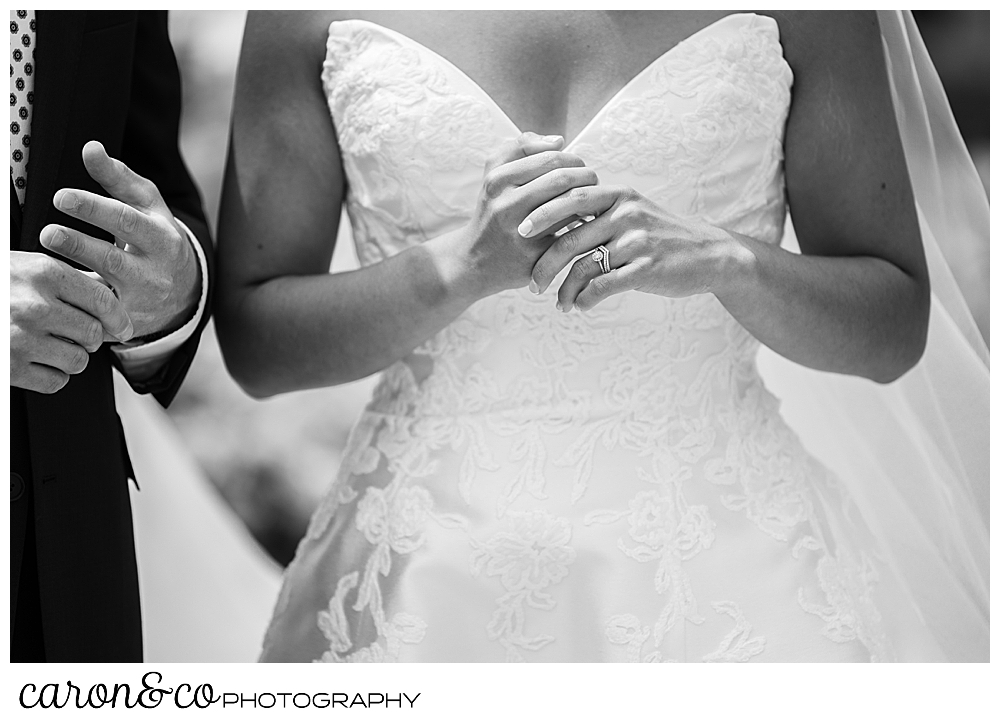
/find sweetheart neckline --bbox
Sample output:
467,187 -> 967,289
328,13 -> 782,151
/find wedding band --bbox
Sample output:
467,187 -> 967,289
591,245 -> 611,274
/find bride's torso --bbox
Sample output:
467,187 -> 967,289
261,11 -> 919,663
322,11 -> 792,424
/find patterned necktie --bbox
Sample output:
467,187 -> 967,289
10,9 -> 35,206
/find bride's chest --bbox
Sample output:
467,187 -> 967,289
339,11 -> 738,141
323,12 -> 793,254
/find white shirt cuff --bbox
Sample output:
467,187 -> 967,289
112,219 -> 209,380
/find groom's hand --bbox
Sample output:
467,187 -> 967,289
10,250 -> 133,394
39,141 -> 201,341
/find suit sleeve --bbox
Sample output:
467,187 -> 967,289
114,10 -> 215,407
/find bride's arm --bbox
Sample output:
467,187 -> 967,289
526,11 -> 930,384
216,12 -> 596,398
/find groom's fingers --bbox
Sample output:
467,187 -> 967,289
78,270 -> 131,343
81,140 -> 164,213
33,335 -> 92,377
51,188 -> 164,254
19,363 -> 70,396
40,224 -> 137,287
42,298 -> 108,353
44,262 -> 134,341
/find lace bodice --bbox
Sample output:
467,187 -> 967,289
323,13 -> 792,419
259,13 -> 910,663
323,13 -> 791,265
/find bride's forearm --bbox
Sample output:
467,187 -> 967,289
217,228 -> 479,398
217,133 -> 600,398
710,231 -> 929,383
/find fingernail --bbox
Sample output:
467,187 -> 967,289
543,135 -> 563,143
41,228 -> 62,247
528,278 -> 539,295
517,218 -> 533,237
55,190 -> 78,211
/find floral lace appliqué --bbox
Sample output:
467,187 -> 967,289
470,510 -> 576,661
798,549 -> 894,663
702,601 -> 766,662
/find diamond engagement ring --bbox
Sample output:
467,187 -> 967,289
591,245 -> 611,274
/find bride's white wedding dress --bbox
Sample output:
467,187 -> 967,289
259,13 -> 988,662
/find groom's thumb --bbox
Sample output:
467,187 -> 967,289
81,140 -> 159,211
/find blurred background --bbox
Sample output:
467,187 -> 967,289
164,10 -> 990,567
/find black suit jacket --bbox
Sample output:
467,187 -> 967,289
10,10 -> 213,662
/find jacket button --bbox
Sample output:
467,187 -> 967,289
11,473 -> 25,501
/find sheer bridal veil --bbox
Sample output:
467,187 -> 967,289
757,10 -> 989,661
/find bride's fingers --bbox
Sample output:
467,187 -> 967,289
518,185 -> 624,240
483,132 -> 565,175
556,233 -> 643,312
546,214 -> 591,238
554,233 -> 626,311
513,166 -> 599,220
497,151 -> 587,186
529,213 -> 613,294
572,263 -> 642,312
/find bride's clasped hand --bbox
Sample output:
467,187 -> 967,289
426,132 -> 599,303
437,130 -> 733,315
523,182 -> 738,311
521,174 -> 927,385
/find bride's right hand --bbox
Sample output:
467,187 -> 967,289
431,132 -> 598,303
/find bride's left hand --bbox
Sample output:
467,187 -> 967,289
523,185 -> 740,312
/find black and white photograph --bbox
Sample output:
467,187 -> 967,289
8,5 -> 989,692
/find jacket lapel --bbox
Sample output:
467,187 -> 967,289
10,179 -> 22,245
19,10 -> 86,251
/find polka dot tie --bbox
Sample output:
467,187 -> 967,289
10,9 -> 35,206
